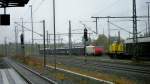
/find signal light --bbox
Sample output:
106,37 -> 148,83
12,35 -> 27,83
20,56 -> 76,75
20,34 -> 24,45
84,28 -> 88,41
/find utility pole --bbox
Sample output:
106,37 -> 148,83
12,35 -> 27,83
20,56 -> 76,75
53,0 -> 56,70
48,34 -> 51,49
107,16 -> 111,50
21,18 -> 25,62
47,31 -> 49,48
91,0 -> 139,60
146,2 -> 150,36
43,20 -> 46,67
92,17 -> 98,34
60,38 -> 63,48
145,21 -> 148,36
132,0 -> 138,60
21,18 -> 24,35
118,31 -> 120,42
58,35 -> 60,48
95,18 -> 98,34
4,37 -> 7,57
4,6 -> 6,14
30,5 -> 34,55
15,26 -> 18,55
69,20 -> 72,56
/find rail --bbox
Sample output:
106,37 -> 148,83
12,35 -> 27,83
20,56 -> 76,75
5,58 -> 57,84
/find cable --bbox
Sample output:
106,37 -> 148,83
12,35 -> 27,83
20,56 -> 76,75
22,0 -> 46,17
21,0 -> 43,18
22,6 -> 30,18
80,21 -> 97,34
109,22 -> 133,34
30,0 -> 40,6
93,0 -> 121,16
33,0 -> 46,14
14,22 -> 43,36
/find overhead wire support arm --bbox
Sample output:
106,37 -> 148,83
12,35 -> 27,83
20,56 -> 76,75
95,18 -> 98,34
80,21 -> 97,34
107,16 -> 111,51
30,5 -> 34,46
48,33 -> 93,36
146,2 -> 150,35
91,16 -> 148,19
14,22 -> 43,36
109,22 -> 133,34
91,16 -> 132,19
91,0 -> 142,60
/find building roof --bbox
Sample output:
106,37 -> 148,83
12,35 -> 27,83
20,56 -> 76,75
125,37 -> 150,43
0,0 -> 29,7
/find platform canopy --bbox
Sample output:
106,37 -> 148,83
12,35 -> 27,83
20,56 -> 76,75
0,0 -> 29,7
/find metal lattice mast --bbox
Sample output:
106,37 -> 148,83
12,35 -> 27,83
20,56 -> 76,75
146,2 -> 150,36
69,20 -> 72,56
132,0 -> 138,59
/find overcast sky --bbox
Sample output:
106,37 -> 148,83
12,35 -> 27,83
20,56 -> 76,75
0,0 -> 149,44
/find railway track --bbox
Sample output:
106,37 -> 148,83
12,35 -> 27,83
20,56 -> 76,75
90,62 -> 150,75
4,58 -> 57,84
0,58 -> 29,84
46,55 -> 150,76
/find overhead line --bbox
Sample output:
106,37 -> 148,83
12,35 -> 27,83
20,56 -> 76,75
33,0 -> 46,14
48,33 -> 92,35
14,22 -> 43,36
92,0 -> 121,16
109,22 -> 133,34
91,16 -> 148,19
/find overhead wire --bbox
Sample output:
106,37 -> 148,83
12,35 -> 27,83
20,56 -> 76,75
93,0 -> 121,16
30,0 -> 40,6
33,0 -> 46,14
21,0 -> 39,17
109,22 -> 133,34
80,21 -> 97,34
21,0 -> 46,20
14,22 -> 43,36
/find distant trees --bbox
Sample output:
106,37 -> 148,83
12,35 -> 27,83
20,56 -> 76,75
81,34 -> 124,51
92,34 -> 109,51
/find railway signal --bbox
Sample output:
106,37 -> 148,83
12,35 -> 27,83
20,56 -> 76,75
84,28 -> 88,41
20,33 -> 24,45
20,33 -> 25,62
83,28 -> 88,62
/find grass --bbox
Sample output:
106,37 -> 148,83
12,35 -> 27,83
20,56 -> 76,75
13,55 -> 136,84
47,63 -> 135,84
64,55 -> 150,66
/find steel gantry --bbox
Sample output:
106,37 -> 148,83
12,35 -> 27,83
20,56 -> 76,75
91,0 -> 146,60
132,0 -> 138,59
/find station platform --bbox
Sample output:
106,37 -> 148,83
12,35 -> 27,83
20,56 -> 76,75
0,68 -> 27,84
